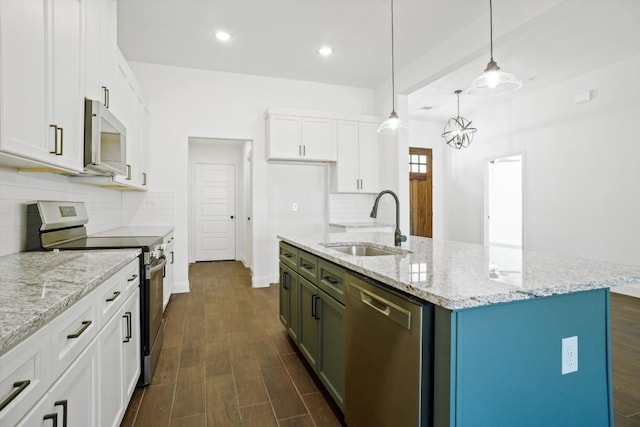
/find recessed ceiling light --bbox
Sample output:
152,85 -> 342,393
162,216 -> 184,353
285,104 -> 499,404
318,46 -> 333,56
215,31 -> 231,42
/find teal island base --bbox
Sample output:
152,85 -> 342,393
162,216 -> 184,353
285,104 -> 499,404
434,288 -> 612,427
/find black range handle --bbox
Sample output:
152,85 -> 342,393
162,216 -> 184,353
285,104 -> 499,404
0,380 -> 31,411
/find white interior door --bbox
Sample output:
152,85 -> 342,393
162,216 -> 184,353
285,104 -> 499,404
194,163 -> 236,261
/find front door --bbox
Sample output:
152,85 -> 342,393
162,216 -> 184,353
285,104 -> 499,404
409,147 -> 433,238
194,163 -> 236,261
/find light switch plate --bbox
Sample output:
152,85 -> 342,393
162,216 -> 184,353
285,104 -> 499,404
562,336 -> 578,375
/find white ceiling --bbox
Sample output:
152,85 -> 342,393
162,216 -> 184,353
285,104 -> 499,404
117,0 -> 640,120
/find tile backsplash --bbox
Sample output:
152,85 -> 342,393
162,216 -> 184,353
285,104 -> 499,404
0,167 -> 175,256
329,193 -> 376,223
0,167 -> 122,256
122,192 -> 175,226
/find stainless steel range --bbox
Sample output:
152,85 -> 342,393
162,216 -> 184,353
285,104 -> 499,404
26,200 -> 166,386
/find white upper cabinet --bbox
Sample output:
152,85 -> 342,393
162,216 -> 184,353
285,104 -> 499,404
267,113 -> 337,161
84,0 -> 116,107
302,117 -> 337,161
0,0 -> 84,173
332,120 -> 380,193
111,49 -> 148,190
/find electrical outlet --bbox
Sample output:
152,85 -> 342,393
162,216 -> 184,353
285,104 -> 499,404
562,336 -> 578,375
292,202 -> 297,211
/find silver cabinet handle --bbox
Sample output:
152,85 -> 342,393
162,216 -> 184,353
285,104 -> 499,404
142,172 -> 147,185
126,164 -> 132,180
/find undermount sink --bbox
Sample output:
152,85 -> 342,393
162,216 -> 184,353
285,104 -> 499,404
324,243 -> 411,257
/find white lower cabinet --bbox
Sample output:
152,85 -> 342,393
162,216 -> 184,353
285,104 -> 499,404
99,284 -> 140,427
122,290 -> 141,405
1,257 -> 141,426
98,301 -> 126,426
18,338 -> 98,427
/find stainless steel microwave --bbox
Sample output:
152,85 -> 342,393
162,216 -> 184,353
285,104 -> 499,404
83,98 -> 127,176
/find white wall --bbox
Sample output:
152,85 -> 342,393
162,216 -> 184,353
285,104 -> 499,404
0,167 -> 122,256
442,54 -> 640,267
129,62 -> 375,287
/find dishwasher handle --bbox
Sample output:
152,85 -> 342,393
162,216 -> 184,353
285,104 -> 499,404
350,282 -> 413,330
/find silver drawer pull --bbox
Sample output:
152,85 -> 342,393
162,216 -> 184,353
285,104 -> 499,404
127,274 -> 138,282
0,380 -> 31,412
67,320 -> 92,339
105,291 -> 121,302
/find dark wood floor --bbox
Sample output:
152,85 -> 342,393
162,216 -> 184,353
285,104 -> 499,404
121,262 -> 640,426
121,261 -> 344,427
612,292 -> 640,426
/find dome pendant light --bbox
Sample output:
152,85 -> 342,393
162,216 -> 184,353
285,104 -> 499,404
442,90 -> 477,149
469,0 -> 522,95
378,0 -> 407,134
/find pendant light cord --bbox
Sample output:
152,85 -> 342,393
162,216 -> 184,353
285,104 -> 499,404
390,0 -> 396,113
489,0 -> 494,61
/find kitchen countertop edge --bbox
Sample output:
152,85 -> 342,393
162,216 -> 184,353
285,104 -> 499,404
0,249 -> 141,356
278,235 -> 640,310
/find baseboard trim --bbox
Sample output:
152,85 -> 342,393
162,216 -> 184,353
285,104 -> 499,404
172,280 -> 190,294
251,275 -> 274,288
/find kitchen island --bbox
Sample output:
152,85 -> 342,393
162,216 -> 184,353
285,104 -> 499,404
278,232 -> 640,427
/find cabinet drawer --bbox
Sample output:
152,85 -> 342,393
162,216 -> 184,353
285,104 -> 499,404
279,241 -> 298,270
298,251 -> 318,284
50,291 -> 99,379
122,258 -> 140,294
0,325 -> 52,427
317,259 -> 346,305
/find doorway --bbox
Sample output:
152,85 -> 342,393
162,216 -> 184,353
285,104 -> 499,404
188,138 -> 251,264
409,147 -> 433,237
486,154 -> 523,248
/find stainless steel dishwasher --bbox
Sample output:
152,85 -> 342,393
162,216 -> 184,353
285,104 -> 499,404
345,272 -> 433,427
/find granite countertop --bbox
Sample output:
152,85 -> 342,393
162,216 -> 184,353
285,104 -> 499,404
92,225 -> 174,238
278,232 -> 640,310
328,222 -> 393,229
0,249 -> 141,356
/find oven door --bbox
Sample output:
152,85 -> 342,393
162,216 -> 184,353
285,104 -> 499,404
142,255 -> 167,386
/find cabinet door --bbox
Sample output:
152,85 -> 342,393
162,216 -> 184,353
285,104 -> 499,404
267,114 -> 301,160
0,0 -> 48,161
298,277 -> 319,370
49,0 -> 84,171
17,339 -> 98,427
0,0 -> 83,172
84,0 -> 116,105
279,264 -> 291,329
301,118 -> 336,161
98,0 -> 116,100
318,290 -> 345,410
98,304 -> 125,427
357,122 -> 380,193
287,269 -> 300,343
334,120 -> 359,192
122,289 -> 141,404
